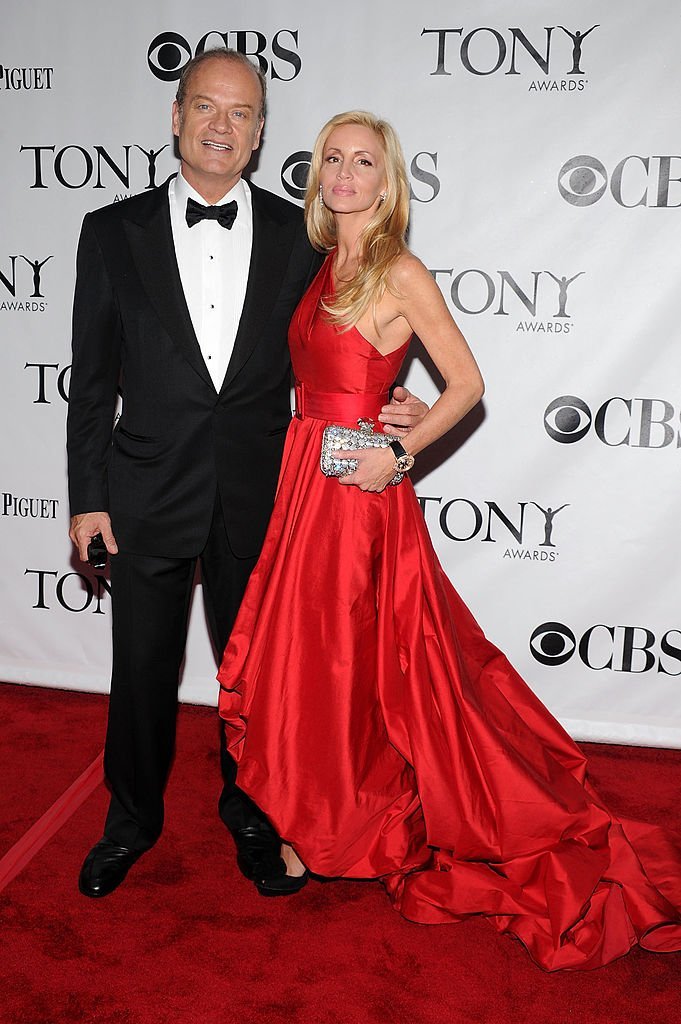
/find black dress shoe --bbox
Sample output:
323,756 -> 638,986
256,869 -> 309,897
231,824 -> 286,882
78,838 -> 142,898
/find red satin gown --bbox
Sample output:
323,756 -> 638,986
218,256 -> 681,971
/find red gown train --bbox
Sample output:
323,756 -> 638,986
218,257 -> 681,971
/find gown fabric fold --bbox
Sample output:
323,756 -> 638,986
218,256 -> 681,971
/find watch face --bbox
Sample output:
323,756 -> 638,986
395,454 -> 415,472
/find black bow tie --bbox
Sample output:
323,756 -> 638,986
185,197 -> 238,229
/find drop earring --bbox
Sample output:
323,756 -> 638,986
319,185 -> 325,207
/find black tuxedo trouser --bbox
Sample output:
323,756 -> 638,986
103,495 -> 270,852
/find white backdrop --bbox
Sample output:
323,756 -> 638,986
2,1 -> 680,746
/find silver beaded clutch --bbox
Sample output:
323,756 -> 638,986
320,418 -> 404,485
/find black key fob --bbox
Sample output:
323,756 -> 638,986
87,533 -> 108,569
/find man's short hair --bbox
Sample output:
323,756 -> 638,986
175,47 -> 266,119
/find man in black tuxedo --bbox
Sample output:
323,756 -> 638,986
67,48 -> 424,899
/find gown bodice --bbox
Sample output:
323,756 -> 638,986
288,256 -> 409,400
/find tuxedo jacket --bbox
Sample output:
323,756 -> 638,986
67,177 -> 322,559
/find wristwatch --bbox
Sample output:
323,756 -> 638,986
388,438 -> 415,473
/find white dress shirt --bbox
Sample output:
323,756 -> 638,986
169,171 -> 253,391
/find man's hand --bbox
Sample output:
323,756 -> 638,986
69,512 -> 118,563
378,386 -> 429,437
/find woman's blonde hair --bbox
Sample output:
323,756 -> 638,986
304,110 -> 410,327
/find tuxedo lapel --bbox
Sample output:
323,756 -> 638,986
221,182 -> 294,392
122,180 -> 215,391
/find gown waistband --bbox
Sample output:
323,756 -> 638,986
294,381 -> 389,424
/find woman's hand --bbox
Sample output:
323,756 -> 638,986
337,446 -> 399,493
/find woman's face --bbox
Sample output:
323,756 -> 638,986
318,124 -> 388,218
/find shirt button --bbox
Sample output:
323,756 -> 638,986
210,304 -> 215,309
209,255 -> 214,260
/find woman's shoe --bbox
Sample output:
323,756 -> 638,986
255,869 -> 309,897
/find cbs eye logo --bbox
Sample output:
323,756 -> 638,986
280,151 -> 311,201
529,622 -> 576,666
147,33 -> 193,82
558,155 -> 607,207
543,396 -> 592,444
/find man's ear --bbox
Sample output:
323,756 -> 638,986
253,116 -> 265,152
172,100 -> 181,138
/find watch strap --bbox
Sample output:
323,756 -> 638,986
388,439 -> 408,460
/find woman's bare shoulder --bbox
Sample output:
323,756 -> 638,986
389,251 -> 439,300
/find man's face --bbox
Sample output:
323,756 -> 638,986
172,58 -> 264,200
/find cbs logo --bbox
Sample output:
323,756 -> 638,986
544,395 -> 681,449
530,621 -> 681,674
558,154 -> 681,208
147,30 -> 301,82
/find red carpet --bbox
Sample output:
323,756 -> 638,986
1,682 -> 679,1024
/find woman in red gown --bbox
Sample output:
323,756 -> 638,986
218,111 -> 681,971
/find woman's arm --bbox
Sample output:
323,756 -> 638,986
340,254 -> 484,492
